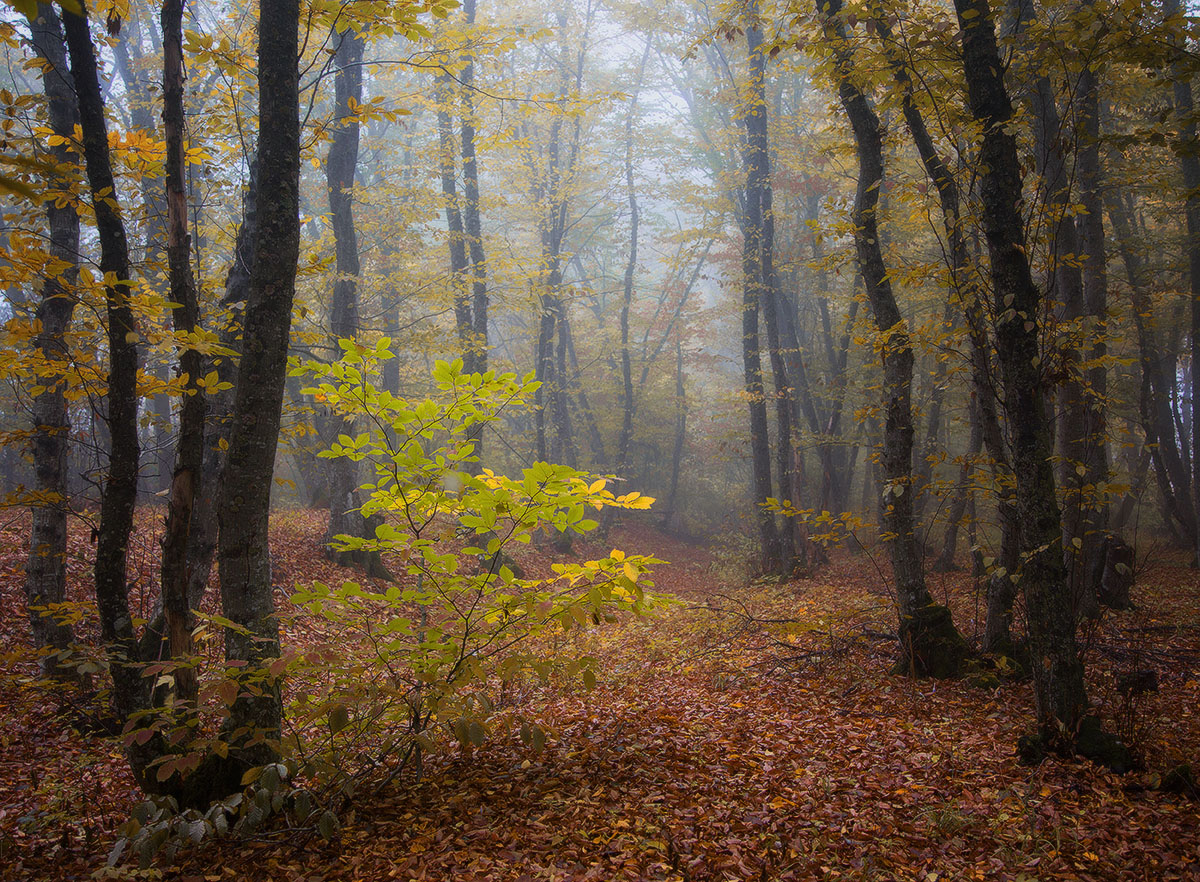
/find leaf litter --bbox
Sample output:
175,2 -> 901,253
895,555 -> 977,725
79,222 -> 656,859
1,511 -> 1198,880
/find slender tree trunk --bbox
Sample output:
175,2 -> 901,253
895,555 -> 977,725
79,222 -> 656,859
1110,193 -> 1196,539
744,10 -> 798,571
186,160 -> 258,607
436,69 -> 471,356
113,17 -> 171,498
461,0 -> 488,378
933,396 -> 983,572
874,10 -> 1016,651
157,0 -> 205,705
214,0 -> 300,787
660,337 -> 688,533
820,0 -> 967,676
1074,30 -> 1110,602
914,302 -> 952,524
25,4 -> 81,678
323,28 -> 390,579
954,0 -> 1097,748
563,318 -> 606,465
63,0 -> 144,727
1165,0 -> 1200,567
460,0 -> 489,466
738,2 -> 780,574
614,39 -> 648,493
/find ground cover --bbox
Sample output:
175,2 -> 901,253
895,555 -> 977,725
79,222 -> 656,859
1,511 -> 1198,880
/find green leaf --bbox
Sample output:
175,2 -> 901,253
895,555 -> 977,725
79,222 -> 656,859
317,810 -> 338,841
328,704 -> 350,734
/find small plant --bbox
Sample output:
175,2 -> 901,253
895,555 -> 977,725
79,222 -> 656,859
283,344 -> 664,804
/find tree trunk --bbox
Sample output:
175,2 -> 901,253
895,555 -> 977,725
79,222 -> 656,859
25,3 -> 81,678
660,337 -> 688,533
323,28 -> 390,580
436,68 -> 471,356
460,0 -> 489,466
744,9 -> 799,572
1165,0 -> 1200,567
933,396 -> 983,573
820,0 -> 967,677
954,0 -> 1095,747
112,16 -> 171,499
873,8 -> 1016,647
738,1 -> 780,574
1074,25 -> 1110,604
214,0 -> 300,787
157,0 -> 205,705
1110,192 -> 1196,540
63,0 -> 144,728
461,0 -> 488,379
614,39 -> 648,495
187,159 -> 258,608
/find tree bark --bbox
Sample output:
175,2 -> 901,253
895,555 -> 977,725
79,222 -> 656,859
1074,22 -> 1111,603
1110,192 -> 1196,540
933,396 -> 982,573
954,0 -> 1091,743
820,0 -> 967,676
738,0 -> 780,574
744,8 -> 799,572
323,28 -> 389,580
63,0 -> 144,727
187,159 -> 258,608
461,0 -> 488,380
1165,0 -> 1200,567
157,0 -> 205,705
660,337 -> 688,533
872,8 -> 1016,647
25,3 -> 81,678
214,0 -> 300,785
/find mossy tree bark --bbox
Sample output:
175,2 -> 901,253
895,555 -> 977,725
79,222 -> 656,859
818,0 -> 968,677
25,3 -> 81,678
213,0 -> 300,790
954,0 -> 1093,743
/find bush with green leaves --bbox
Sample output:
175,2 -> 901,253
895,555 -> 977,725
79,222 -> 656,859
283,342 -> 663,800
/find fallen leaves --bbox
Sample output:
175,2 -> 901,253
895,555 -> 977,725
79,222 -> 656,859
2,512 -> 1199,880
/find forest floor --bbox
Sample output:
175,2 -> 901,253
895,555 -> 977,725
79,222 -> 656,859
2,510 -> 1200,881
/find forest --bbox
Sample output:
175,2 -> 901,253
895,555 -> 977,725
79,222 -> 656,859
1,0 -> 1199,877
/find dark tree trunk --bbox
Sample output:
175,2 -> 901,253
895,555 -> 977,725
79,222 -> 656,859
157,0 -> 205,705
913,305 -> 951,526
820,0 -> 967,677
461,0 -> 488,379
614,40 -> 648,494
1074,27 -> 1110,603
1026,66 -> 1100,618
563,317 -> 606,465
873,8 -> 1016,646
738,1 -> 780,574
460,0 -> 489,465
933,397 -> 983,573
436,68 -> 471,356
659,337 -> 688,533
1165,0 -> 1200,567
186,160 -> 258,608
1110,193 -> 1196,540
112,16 -> 171,499
604,37 -> 651,530
25,3 -> 81,678
214,0 -> 300,786
63,1 -> 144,728
744,10 -> 798,571
323,28 -> 389,580
954,0 -> 1094,746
